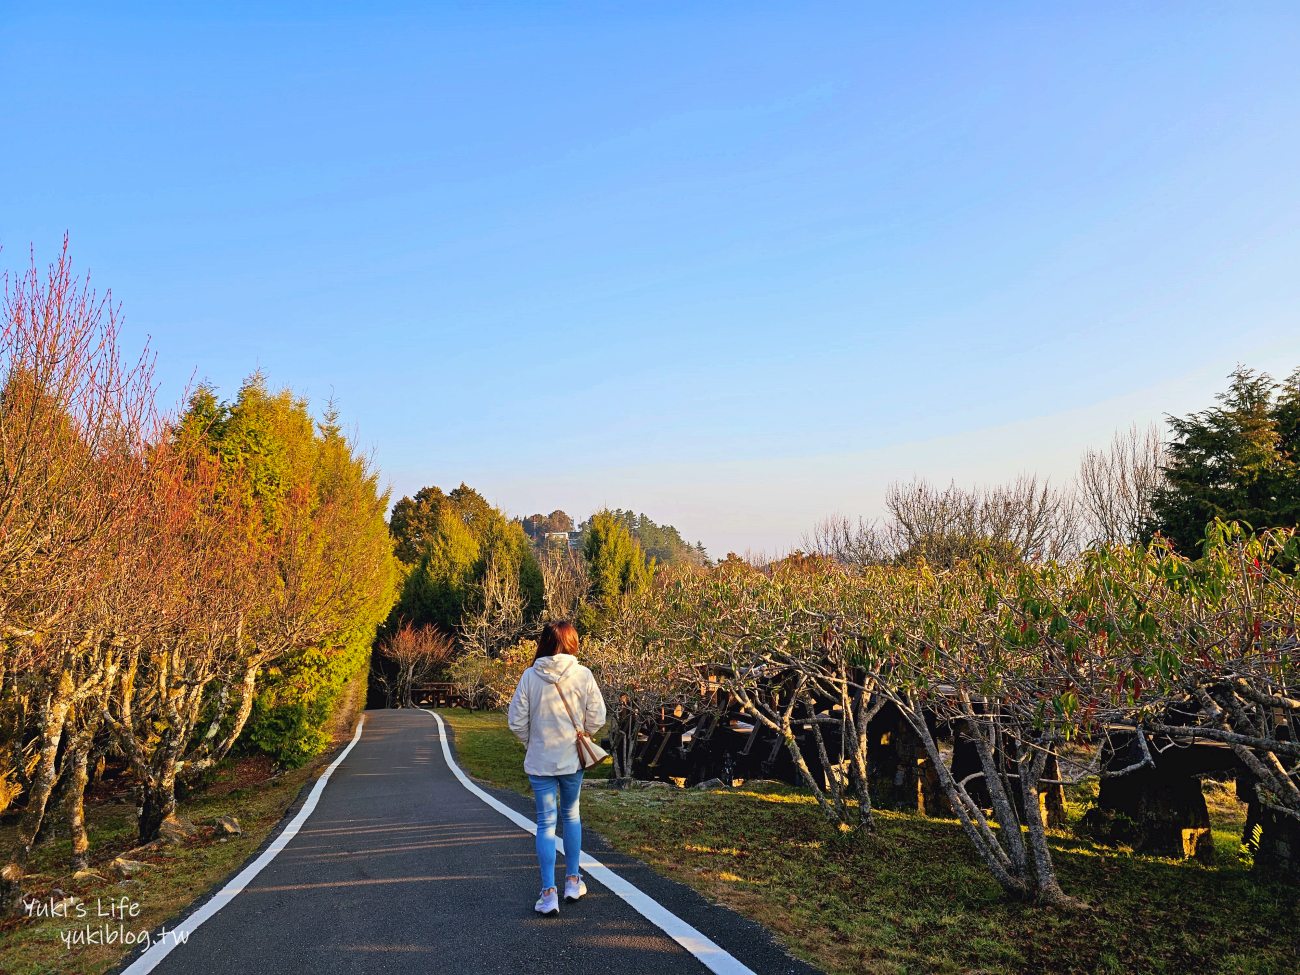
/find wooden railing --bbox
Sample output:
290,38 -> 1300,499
410,682 -> 475,709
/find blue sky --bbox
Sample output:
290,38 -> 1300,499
3,4 -> 1299,554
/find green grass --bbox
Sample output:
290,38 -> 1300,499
439,709 -> 1300,975
0,755 -> 328,975
438,708 -> 611,794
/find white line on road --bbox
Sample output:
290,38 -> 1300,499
423,709 -> 757,975
119,715 -> 367,975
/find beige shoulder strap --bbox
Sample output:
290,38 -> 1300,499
551,678 -> 583,734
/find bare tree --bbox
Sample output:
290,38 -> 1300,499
103,436 -> 259,845
459,554 -> 525,658
801,514 -> 890,569
0,243 -> 157,908
379,623 -> 455,708
884,475 -> 1077,565
1077,423 -> 1166,546
980,475 -> 1078,561
539,544 -> 589,621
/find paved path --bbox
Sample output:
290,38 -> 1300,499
120,709 -> 820,975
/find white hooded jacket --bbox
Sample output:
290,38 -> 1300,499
507,652 -> 607,776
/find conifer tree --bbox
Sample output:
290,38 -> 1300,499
581,510 -> 655,616
1151,366 -> 1300,551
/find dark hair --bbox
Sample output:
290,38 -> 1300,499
534,620 -> 579,662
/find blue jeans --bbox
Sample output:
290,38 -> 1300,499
528,771 -> 584,891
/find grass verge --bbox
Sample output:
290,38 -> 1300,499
439,709 -> 1300,975
0,732 -> 352,975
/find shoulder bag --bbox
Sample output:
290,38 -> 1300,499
552,677 -> 609,770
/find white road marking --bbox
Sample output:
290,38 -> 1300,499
119,716 -> 367,975
423,709 -> 757,975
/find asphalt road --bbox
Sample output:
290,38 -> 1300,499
123,709 -> 821,975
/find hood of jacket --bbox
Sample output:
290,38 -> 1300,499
532,652 -> 578,685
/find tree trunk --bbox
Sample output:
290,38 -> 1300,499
845,686 -> 875,830
1015,743 -> 1075,906
963,709 -> 1029,880
610,708 -> 637,782
64,738 -> 92,871
400,663 -> 414,709
183,663 -> 262,782
900,697 -> 1029,899
138,773 -> 178,845
0,680 -> 72,915
138,728 -> 183,845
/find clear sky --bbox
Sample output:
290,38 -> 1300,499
3,4 -> 1299,556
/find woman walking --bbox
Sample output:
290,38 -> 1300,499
507,621 -> 607,915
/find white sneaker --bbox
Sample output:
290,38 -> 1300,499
535,887 -> 559,915
563,875 -> 587,902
